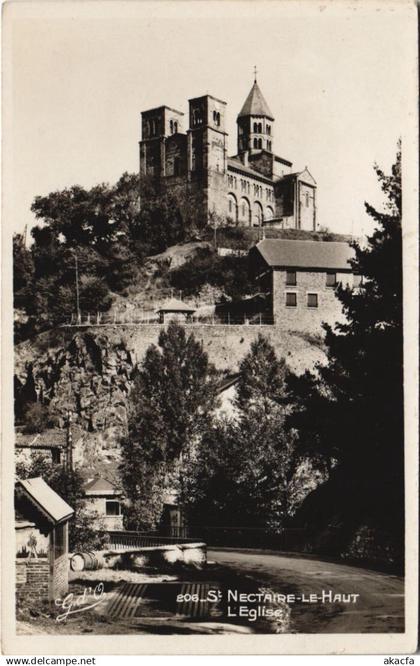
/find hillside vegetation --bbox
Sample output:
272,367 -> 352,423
14,170 -> 352,341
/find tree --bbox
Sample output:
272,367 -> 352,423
185,335 -> 301,535
169,246 -> 255,301
15,172 -> 203,341
22,402 -> 52,434
235,333 -> 291,414
288,145 -> 403,553
120,321 -> 218,530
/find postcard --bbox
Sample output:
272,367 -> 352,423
2,0 -> 418,656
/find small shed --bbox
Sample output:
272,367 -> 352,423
84,477 -> 124,530
155,298 -> 196,324
15,477 -> 74,603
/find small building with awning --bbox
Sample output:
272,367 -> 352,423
155,298 -> 196,324
15,477 -> 74,602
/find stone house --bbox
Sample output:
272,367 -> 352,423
84,477 -> 124,530
15,426 -> 85,470
15,477 -> 74,603
249,238 -> 359,333
139,77 -> 317,229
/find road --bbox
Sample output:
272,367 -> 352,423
209,549 -> 404,633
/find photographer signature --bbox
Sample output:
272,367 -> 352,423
55,582 -> 106,621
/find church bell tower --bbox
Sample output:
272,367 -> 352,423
237,71 -> 274,155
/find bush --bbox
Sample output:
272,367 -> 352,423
169,248 -> 255,300
22,403 -> 52,433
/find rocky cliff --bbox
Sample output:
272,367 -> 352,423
14,323 -> 326,477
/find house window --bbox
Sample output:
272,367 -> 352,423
267,141 -> 272,151
170,120 -> 174,134
253,138 -> 258,149
286,292 -> 297,307
258,138 -> 262,149
307,293 -> 318,308
286,270 -> 297,286
326,272 -> 337,287
106,500 -> 121,516
267,125 -> 271,135
305,192 -> 309,206
253,122 -> 258,133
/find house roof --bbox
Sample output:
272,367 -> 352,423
15,426 -> 84,450
238,81 -> 274,120
84,477 -> 121,496
277,168 -> 316,187
253,239 -> 355,271
217,373 -> 240,394
16,477 -> 74,525
155,298 -> 196,313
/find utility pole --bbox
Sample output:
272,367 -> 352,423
74,252 -> 81,324
66,410 -> 73,473
213,211 -> 217,251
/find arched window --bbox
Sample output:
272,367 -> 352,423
265,206 -> 274,221
253,122 -> 258,133
173,121 -> 178,133
253,138 -> 258,149
170,120 -> 174,134
267,125 -> 271,135
258,122 -> 262,133
240,197 -> 251,226
267,140 -> 272,152
305,192 -> 309,207
228,193 -> 238,223
253,201 -> 263,227
258,138 -> 262,149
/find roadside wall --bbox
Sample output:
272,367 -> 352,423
78,323 -> 326,374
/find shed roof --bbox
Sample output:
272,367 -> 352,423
253,239 -> 354,271
16,477 -> 74,525
155,298 -> 196,313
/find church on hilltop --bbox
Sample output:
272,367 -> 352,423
139,75 -> 317,230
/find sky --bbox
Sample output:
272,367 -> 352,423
4,1 -> 416,239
